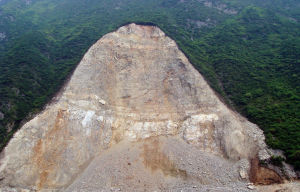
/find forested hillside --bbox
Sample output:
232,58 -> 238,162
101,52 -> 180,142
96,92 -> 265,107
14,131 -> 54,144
0,0 -> 299,169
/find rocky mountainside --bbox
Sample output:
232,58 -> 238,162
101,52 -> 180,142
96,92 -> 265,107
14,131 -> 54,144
0,24 -> 293,191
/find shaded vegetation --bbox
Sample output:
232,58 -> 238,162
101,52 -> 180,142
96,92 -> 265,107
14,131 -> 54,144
270,155 -> 286,167
0,0 -> 299,169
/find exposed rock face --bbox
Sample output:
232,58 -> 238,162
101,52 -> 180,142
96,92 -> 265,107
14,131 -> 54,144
0,24 -> 269,191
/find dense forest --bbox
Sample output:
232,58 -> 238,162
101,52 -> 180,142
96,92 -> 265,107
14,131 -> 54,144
0,0 -> 299,169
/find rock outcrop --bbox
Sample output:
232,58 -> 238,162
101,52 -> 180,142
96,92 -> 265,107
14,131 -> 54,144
0,24 -> 271,191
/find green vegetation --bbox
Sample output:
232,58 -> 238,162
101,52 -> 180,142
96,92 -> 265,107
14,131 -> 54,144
0,0 -> 299,169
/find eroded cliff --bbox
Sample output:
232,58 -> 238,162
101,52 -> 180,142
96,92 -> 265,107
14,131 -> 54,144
0,24 -> 275,191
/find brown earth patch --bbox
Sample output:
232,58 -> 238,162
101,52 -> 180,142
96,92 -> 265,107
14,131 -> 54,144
111,128 -> 124,144
32,109 -> 69,189
141,138 -> 187,179
250,157 -> 283,185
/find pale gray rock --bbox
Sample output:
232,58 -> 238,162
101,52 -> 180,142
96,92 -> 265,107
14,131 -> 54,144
247,184 -> 255,190
0,32 -> 6,41
22,0 -> 32,5
203,1 -> 238,15
238,159 -> 250,180
282,162 -> 297,179
0,24 -> 269,191
66,137 -> 255,192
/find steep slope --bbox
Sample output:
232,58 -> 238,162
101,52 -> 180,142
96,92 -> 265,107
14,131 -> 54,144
0,24 -> 275,191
